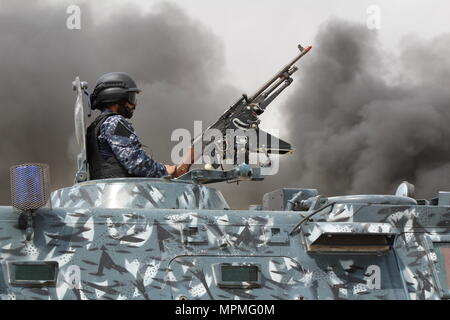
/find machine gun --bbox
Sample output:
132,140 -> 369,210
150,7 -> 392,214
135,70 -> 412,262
175,44 -> 312,184
191,44 -> 312,169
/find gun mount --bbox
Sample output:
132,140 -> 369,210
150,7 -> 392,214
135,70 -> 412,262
175,163 -> 264,185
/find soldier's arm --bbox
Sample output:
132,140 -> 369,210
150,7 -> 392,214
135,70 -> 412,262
102,117 -> 168,178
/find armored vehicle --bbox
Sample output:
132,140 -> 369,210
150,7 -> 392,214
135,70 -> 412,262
3,166 -> 450,300
1,46 -> 450,300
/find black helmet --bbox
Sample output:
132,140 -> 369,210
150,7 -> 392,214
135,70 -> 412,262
90,72 -> 141,110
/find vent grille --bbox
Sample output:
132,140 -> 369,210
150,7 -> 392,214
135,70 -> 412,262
10,164 -> 50,211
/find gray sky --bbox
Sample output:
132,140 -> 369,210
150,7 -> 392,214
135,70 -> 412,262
89,0 -> 449,86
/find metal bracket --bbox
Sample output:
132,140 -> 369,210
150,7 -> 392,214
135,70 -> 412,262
73,76 -> 88,183
18,210 -> 35,241
264,227 -> 289,245
181,226 -> 208,245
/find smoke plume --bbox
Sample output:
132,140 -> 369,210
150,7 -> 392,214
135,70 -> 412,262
0,0 -> 238,205
282,19 -> 450,199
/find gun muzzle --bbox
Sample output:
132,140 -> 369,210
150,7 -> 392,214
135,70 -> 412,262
298,45 -> 312,53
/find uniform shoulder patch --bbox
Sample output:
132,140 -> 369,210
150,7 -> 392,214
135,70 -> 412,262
113,121 -> 133,138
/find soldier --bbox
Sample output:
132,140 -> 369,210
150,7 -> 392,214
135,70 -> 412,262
86,72 -> 192,180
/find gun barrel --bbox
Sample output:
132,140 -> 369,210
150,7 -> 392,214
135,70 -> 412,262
256,65 -> 299,103
250,45 -> 312,101
260,78 -> 293,110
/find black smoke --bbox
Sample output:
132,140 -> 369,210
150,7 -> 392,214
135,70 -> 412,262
282,19 -> 450,199
0,0 -> 238,205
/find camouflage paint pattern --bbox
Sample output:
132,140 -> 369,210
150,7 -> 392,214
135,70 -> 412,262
97,110 -> 168,178
0,179 -> 449,300
50,178 -> 230,210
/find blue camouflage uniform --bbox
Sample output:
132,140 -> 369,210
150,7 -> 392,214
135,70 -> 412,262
97,110 -> 168,178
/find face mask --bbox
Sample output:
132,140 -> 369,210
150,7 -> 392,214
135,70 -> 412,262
119,104 -> 134,119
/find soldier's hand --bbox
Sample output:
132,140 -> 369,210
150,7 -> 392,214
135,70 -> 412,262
165,165 -> 177,177
164,147 -> 195,179
164,164 -> 192,178
174,163 -> 191,177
